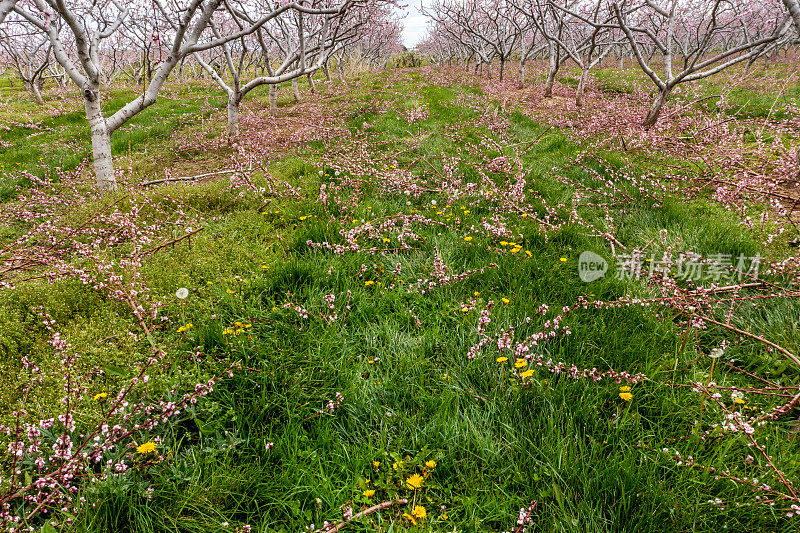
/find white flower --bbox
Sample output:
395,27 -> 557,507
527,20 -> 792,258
175,288 -> 189,299
431,200 -> 437,206
731,390 -> 744,402
709,347 -> 725,359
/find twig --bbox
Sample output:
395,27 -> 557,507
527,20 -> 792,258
313,499 -> 409,533
139,227 -> 204,257
140,169 -> 237,187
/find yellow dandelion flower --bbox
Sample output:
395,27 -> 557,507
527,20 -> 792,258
364,280 -> 374,286
734,398 -> 745,404
372,460 -> 380,468
462,307 -> 469,313
393,461 -> 403,471
500,241 -> 509,246
382,238 -> 390,243
363,489 -> 375,498
136,441 -> 157,454
474,291 -> 480,297
502,298 -> 510,304
406,473 -> 424,489
496,357 -> 508,362
464,236 -> 473,241
514,358 -> 527,369
412,506 -> 427,519
226,289 -> 235,294
402,513 -> 417,525
559,257 -> 567,262
619,386 -> 631,392
93,392 -> 108,401
425,460 -> 436,469
525,250 -> 532,257
619,392 -> 633,402
521,369 -> 534,378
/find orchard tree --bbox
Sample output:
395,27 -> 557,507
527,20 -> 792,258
0,22 -> 50,103
612,0 -> 794,128
4,0 -> 329,190
193,0 -> 348,141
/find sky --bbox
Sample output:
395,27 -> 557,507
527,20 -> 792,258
400,1 -> 433,48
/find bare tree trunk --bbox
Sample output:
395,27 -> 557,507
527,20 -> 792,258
323,61 -> 331,81
227,94 -> 240,142
292,77 -> 300,101
84,91 -> 116,190
269,83 -> 278,116
544,50 -> 559,98
26,81 -> 45,105
307,72 -> 316,93
518,60 -> 526,89
643,88 -> 670,130
575,68 -> 587,107
499,58 -> 505,82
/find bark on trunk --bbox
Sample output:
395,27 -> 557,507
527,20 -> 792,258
544,45 -> 559,98
307,73 -> 316,93
499,59 -> 505,82
323,62 -> 331,82
84,92 -> 116,190
26,81 -> 44,105
518,60 -> 526,89
227,95 -> 240,143
292,78 -> 300,102
642,89 -> 670,130
575,69 -> 587,108
269,84 -> 278,117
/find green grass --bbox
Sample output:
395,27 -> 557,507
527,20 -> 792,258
2,67 -> 800,532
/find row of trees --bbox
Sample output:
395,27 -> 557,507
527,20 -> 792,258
418,0 -> 800,127
0,0 -> 403,189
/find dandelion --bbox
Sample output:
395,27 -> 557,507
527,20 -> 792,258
363,489 -> 375,498
559,257 -> 567,262
226,289 -> 235,294
393,461 -> 403,471
620,386 -> 631,392
619,392 -> 633,402
412,506 -> 427,519
406,473 -> 424,489
372,460 -> 380,468
136,441 -> 157,454
364,280 -> 374,286
496,357 -> 508,362
521,369 -> 534,378
425,460 -> 436,469
515,358 -> 527,368
462,307 -> 469,313
474,291 -> 480,297
382,238 -> 390,243
175,288 -> 189,299
464,236 -> 473,241
525,251 -> 532,257
502,298 -> 510,304
93,392 -> 108,401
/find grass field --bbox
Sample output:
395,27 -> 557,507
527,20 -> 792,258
1,63 -> 800,532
